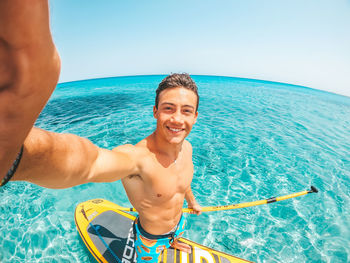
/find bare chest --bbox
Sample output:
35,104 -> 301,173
145,163 -> 193,199
122,158 -> 194,205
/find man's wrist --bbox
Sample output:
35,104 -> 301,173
1,145 -> 24,187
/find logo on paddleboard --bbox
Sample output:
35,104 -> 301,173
122,227 -> 137,263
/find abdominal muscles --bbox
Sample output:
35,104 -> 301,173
121,173 -> 187,235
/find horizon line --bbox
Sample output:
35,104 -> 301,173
59,73 -> 310,88
57,74 -> 350,99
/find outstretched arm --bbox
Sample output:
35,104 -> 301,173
13,128 -> 138,189
0,0 -> 60,181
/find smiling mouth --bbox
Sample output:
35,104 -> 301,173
167,126 -> 184,133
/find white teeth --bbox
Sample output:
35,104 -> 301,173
169,127 -> 182,132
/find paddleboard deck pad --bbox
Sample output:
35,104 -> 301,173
75,199 -> 252,263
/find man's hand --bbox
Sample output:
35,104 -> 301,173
187,201 -> 202,215
171,239 -> 192,254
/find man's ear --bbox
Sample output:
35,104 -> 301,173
194,111 -> 198,124
153,106 -> 158,119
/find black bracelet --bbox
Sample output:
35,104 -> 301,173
1,145 -> 24,187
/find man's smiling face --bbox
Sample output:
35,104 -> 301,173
153,86 -> 198,145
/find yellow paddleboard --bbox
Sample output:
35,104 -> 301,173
75,199 -> 252,263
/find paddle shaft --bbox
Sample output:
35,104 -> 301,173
184,186 -> 318,212
121,186 -> 318,213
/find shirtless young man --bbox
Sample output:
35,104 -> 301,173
10,73 -> 202,262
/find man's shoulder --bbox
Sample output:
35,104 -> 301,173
113,141 -> 150,157
183,140 -> 193,152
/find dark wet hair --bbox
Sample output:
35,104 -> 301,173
155,73 -> 199,111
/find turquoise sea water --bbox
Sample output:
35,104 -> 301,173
1,75 -> 349,263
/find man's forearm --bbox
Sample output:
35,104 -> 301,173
0,0 -> 60,179
185,187 -> 202,215
185,187 -> 198,205
13,128 -> 99,189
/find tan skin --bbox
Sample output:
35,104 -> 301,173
14,87 -> 201,253
0,0 -> 60,179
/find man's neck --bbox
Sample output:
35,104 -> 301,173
151,131 -> 183,162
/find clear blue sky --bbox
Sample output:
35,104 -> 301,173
49,0 -> 350,97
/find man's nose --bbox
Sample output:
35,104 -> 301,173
171,111 -> 183,123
